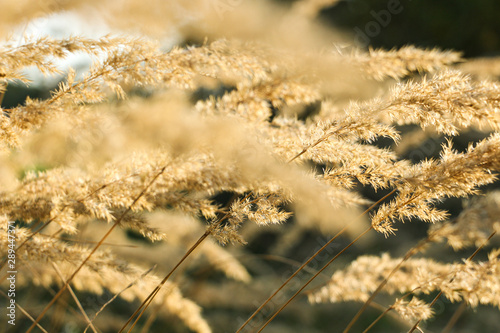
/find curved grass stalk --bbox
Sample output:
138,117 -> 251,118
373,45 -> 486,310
255,226 -> 373,333
25,166 -> 168,333
120,192 -> 254,333
343,193 -> 424,333
237,188 -> 397,333
407,230 -> 497,333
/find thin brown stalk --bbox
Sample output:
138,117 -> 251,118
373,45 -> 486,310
407,295 -> 438,332
343,240 -> 423,333
235,225 -> 349,333
343,194 -> 424,333
121,191 -> 254,333
25,166 -> 168,333
51,262 -> 99,333
360,271 -> 455,333
352,219 -> 467,333
126,192 -> 265,331
122,229 -> 211,333
362,306 -> 394,333
261,255 -> 412,331
237,188 -> 396,333
140,301 -> 163,333
83,266 -> 156,333
407,230 -> 497,333
288,125 -> 347,163
255,226 -> 373,333
23,259 -> 99,323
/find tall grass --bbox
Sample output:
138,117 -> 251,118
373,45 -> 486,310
1,1 -> 499,332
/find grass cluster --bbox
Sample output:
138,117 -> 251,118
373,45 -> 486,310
1,1 -> 499,332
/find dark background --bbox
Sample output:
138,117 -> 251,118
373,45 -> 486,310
314,0 -> 500,57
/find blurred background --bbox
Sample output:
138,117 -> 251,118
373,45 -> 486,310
317,0 -> 500,57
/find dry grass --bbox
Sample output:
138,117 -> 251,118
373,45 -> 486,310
1,1 -> 500,332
